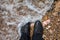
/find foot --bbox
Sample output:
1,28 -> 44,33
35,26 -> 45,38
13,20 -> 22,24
20,22 -> 31,40
32,20 -> 44,40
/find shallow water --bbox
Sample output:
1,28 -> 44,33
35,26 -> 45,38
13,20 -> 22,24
0,0 -> 54,38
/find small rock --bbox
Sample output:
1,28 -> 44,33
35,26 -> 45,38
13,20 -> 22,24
49,29 -> 53,34
58,12 -> 60,16
52,12 -> 58,16
46,26 -> 51,29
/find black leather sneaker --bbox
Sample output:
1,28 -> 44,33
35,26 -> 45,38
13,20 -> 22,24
32,20 -> 44,40
20,22 -> 31,40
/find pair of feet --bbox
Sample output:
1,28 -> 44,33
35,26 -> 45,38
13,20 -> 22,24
20,20 -> 44,40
